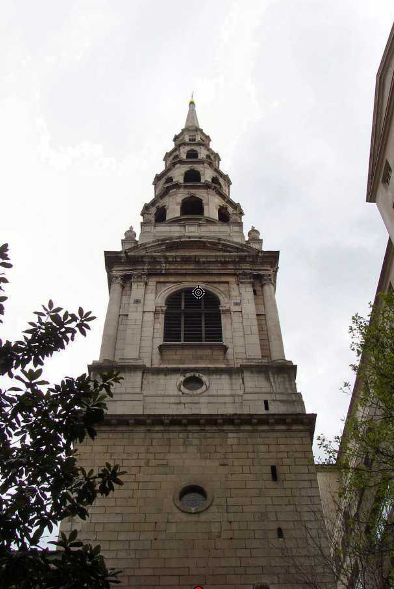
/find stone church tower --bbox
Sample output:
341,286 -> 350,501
61,100 -> 334,588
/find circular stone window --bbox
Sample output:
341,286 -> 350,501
174,483 -> 213,514
177,372 -> 209,395
183,375 -> 203,391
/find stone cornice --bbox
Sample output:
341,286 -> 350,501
89,360 -> 297,378
99,412 -> 316,438
155,159 -> 229,184
106,238 -> 278,258
153,180 -> 232,206
105,259 -> 279,279
173,128 -> 211,143
367,22 -> 394,202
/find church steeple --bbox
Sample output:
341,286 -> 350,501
62,100 -> 334,588
131,99 -> 252,247
184,95 -> 200,128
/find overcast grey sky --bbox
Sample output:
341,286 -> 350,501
1,0 -> 393,460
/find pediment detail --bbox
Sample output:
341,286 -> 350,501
124,237 -> 259,257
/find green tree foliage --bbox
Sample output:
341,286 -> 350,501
317,291 -> 394,588
0,244 -> 126,588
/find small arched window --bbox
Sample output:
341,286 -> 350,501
218,206 -> 229,223
211,176 -> 222,188
164,176 -> 173,184
181,196 -> 203,216
164,289 -> 222,342
186,149 -> 198,159
155,206 -> 167,223
184,169 -> 201,183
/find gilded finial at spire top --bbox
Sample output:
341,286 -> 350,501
189,91 -> 195,105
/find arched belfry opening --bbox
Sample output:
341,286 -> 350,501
186,149 -> 198,159
181,196 -> 203,216
164,288 -> 222,342
184,169 -> 201,183
155,206 -> 167,223
218,206 -> 230,223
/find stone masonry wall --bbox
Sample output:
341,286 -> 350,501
95,366 -> 305,416
60,425 -> 335,589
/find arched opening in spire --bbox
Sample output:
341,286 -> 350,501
164,176 -> 173,184
211,176 -> 222,188
184,169 -> 201,183
181,196 -> 203,216
218,206 -> 230,223
155,206 -> 167,223
186,149 -> 198,159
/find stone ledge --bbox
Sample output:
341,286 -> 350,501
89,360 -> 146,372
101,412 -> 316,437
89,360 -> 297,375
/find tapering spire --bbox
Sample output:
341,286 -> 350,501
184,93 -> 200,128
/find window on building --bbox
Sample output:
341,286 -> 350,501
189,135 -> 196,142
180,485 -> 207,509
211,176 -> 222,188
382,160 -> 392,186
186,149 -> 198,159
180,195 -> 203,216
164,289 -> 222,342
218,206 -> 230,223
184,169 -> 201,183
155,206 -> 167,223
164,176 -> 173,184
277,527 -> 284,539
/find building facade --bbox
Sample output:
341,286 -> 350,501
60,100 -> 334,588
317,22 -> 394,589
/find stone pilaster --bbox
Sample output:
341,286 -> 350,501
122,271 -> 147,361
237,272 -> 262,359
261,273 -> 286,361
99,274 -> 125,362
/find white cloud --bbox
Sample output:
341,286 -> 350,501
1,0 -> 393,487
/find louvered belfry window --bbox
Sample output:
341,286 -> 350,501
164,289 -> 222,342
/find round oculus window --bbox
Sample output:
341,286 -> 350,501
180,485 -> 207,509
177,372 -> 209,395
174,483 -> 213,513
183,375 -> 203,391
